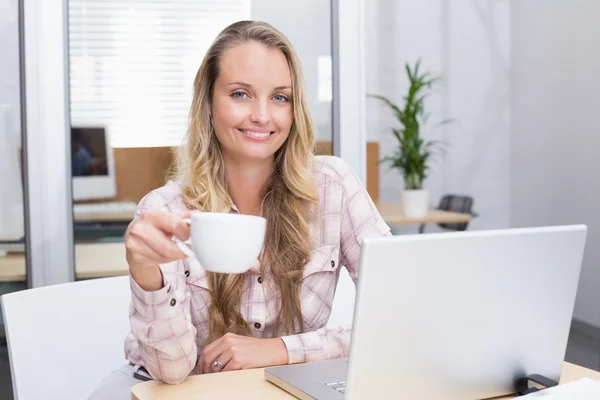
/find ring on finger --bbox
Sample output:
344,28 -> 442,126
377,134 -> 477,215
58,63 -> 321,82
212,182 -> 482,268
213,359 -> 224,369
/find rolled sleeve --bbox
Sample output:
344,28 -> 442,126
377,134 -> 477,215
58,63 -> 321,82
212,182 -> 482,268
281,326 -> 351,364
128,263 -> 197,384
125,182 -> 198,383
129,274 -> 179,322
129,273 -> 170,306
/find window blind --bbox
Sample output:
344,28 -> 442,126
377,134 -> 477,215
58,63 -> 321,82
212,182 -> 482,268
68,0 -> 251,148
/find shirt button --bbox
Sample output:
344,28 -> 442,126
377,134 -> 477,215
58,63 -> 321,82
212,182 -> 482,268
257,276 -> 263,284
170,299 -> 177,306
331,260 -> 335,268
185,270 -> 190,277
254,322 -> 261,329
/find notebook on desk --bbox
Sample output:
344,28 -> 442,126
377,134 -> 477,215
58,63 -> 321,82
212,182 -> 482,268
265,225 -> 587,400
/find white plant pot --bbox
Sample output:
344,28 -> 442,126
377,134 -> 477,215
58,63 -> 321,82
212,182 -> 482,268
401,189 -> 429,218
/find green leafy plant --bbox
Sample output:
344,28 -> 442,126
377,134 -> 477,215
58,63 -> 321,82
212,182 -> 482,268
369,60 -> 448,190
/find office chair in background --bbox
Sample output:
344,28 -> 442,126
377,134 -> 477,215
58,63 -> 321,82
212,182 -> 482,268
419,194 -> 478,233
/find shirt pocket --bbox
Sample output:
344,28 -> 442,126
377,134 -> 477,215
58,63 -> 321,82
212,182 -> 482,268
183,258 -> 211,328
303,244 -> 341,278
300,245 -> 341,330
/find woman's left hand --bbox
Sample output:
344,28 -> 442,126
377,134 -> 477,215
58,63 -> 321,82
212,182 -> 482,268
197,332 -> 289,374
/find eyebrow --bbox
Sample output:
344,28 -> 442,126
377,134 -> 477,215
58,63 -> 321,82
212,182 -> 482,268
227,81 -> 292,91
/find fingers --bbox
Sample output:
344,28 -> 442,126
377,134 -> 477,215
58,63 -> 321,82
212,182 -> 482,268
127,224 -> 184,263
221,349 -> 242,372
126,239 -> 171,265
203,341 -> 230,374
125,210 -> 191,268
211,349 -> 234,373
199,333 -> 237,374
140,227 -> 186,260
202,333 -> 226,355
147,210 -> 190,241
197,336 -> 223,374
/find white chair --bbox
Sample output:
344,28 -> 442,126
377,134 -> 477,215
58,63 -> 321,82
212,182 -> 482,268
1,276 -> 131,400
327,268 -> 356,327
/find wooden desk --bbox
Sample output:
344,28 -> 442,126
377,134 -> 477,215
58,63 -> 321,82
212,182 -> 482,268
75,242 -> 129,279
132,368 -> 295,400
132,362 -> 600,400
74,211 -> 134,222
0,242 -> 129,282
0,254 -> 26,282
377,202 -> 472,226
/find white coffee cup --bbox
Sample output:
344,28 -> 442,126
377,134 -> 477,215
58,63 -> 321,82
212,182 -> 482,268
174,212 -> 266,274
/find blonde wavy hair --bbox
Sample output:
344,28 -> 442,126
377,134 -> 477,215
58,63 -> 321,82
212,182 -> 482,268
175,20 -> 319,344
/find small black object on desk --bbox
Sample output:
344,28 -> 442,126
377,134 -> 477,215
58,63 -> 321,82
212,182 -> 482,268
514,374 -> 559,396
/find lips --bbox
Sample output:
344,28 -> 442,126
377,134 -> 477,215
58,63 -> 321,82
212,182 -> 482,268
238,129 -> 273,139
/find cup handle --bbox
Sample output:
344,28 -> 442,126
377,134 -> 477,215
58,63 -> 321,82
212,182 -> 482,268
173,218 -> 195,258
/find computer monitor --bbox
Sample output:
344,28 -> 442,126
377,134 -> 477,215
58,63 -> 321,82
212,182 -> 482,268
71,126 -> 116,201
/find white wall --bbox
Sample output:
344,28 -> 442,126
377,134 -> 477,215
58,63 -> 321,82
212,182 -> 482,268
0,0 -> 25,240
511,0 -> 600,327
365,0 -> 511,232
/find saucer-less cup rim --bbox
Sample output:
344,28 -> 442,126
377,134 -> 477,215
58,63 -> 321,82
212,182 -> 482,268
188,212 -> 266,222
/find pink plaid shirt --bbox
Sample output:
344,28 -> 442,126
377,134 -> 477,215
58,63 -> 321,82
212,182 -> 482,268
124,156 -> 391,383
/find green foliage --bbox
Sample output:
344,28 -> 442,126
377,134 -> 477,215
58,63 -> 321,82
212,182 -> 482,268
369,60 -> 448,190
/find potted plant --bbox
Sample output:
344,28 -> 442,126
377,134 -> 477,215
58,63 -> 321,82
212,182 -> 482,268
369,60 -> 447,218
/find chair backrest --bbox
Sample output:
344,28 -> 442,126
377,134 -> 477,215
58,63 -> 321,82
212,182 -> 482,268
1,276 -> 130,400
327,268 -> 356,327
438,194 -> 474,231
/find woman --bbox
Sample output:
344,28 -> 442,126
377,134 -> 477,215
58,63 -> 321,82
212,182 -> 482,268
90,20 -> 390,399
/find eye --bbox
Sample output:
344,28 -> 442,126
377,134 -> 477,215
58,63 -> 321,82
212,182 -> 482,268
232,91 -> 247,99
273,94 -> 289,102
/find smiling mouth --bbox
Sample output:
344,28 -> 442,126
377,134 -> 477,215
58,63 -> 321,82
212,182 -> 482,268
238,129 -> 274,138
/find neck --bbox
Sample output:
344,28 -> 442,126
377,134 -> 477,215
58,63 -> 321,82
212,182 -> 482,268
224,156 -> 274,216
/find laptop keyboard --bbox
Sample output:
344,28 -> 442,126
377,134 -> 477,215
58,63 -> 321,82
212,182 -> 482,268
325,380 -> 346,394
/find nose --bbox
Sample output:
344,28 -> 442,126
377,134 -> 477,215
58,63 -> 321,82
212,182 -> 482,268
249,99 -> 271,125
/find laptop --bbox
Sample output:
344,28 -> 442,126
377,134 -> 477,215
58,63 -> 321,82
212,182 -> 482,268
265,225 -> 587,399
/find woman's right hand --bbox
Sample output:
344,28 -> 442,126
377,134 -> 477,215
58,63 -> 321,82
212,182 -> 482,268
125,210 -> 191,291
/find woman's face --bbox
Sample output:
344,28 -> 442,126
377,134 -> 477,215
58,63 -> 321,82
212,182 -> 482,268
211,41 -> 293,164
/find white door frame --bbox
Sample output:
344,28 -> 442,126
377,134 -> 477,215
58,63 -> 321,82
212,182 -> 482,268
332,0 -> 367,183
21,0 -> 74,287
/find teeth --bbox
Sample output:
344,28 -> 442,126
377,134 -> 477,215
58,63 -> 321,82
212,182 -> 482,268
242,129 -> 270,138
